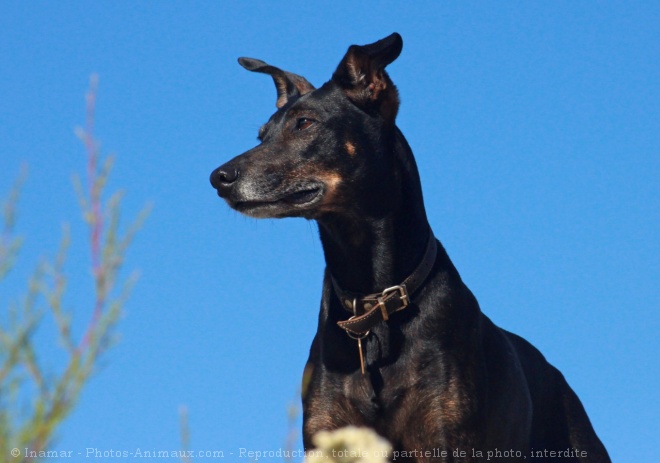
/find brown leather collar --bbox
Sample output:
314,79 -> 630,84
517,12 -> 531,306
332,230 -> 437,337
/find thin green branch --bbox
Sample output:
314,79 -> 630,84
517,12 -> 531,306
0,75 -> 148,462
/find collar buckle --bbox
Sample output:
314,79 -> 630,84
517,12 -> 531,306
378,285 -> 409,320
333,229 -> 437,339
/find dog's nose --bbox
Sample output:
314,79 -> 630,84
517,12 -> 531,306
210,165 -> 239,190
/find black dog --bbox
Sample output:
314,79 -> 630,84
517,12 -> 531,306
211,33 -> 610,462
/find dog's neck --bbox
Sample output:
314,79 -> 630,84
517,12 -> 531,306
317,128 -> 432,295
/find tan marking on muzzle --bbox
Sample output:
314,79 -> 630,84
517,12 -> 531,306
317,172 -> 342,212
345,141 -> 356,156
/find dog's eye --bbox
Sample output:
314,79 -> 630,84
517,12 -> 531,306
296,118 -> 315,131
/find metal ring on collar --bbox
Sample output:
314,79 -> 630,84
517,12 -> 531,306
345,315 -> 370,340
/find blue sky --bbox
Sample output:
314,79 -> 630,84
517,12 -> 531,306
1,2 -> 658,461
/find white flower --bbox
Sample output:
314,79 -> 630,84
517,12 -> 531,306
306,426 -> 392,463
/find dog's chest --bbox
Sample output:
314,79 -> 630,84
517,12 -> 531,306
344,358 -> 446,423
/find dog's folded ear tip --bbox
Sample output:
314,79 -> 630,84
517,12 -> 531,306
369,32 -> 402,49
238,57 -> 266,71
380,32 -> 403,55
352,33 -> 403,62
237,57 -> 315,107
387,32 -> 403,44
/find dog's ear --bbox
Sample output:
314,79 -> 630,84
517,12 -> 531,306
238,57 -> 315,109
332,33 -> 403,122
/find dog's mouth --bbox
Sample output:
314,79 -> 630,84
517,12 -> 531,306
233,184 -> 324,217
281,187 -> 323,205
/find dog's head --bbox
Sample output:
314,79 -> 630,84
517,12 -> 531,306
210,33 -> 403,220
